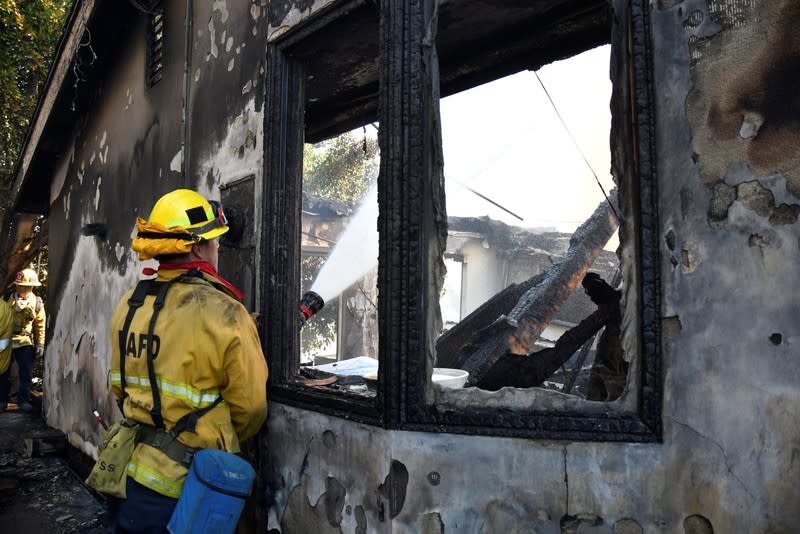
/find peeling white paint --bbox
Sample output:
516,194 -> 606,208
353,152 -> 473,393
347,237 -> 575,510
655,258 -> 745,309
212,0 -> 229,23
63,189 -> 71,220
99,144 -> 109,165
208,18 -> 219,59
226,36 -> 233,52
268,25 -> 291,41
50,144 -> 73,206
89,152 -> 96,165
220,29 -> 227,45
242,80 -> 252,94
115,242 -> 126,262
235,46 -> 241,55
94,176 -> 102,210
194,68 -> 201,82
100,131 -> 107,149
44,234 -> 150,454
268,2 -> 336,36
196,97 -> 262,190
227,58 -> 235,71
739,111 -> 763,139
78,161 -> 85,185
170,150 -> 183,172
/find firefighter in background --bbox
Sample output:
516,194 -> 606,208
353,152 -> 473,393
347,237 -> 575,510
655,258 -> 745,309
0,298 -> 14,412
0,269 -> 46,412
107,189 -> 268,532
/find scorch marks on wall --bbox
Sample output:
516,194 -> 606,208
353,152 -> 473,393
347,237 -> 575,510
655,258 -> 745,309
685,0 -> 800,228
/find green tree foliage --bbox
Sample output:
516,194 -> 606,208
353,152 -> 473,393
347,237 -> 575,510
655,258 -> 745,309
0,0 -> 72,188
300,255 -> 339,358
300,128 -> 379,360
303,129 -> 379,203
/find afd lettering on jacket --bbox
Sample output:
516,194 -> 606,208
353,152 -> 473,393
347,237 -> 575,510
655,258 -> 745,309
121,331 -> 161,359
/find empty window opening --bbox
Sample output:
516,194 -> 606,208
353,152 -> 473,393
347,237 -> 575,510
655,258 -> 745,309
299,125 -> 380,395
262,0 -> 381,402
264,0 -> 661,439
434,45 -> 627,401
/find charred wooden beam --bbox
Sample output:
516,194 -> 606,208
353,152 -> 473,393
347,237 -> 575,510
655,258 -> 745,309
458,190 -> 620,386
435,272 -> 547,368
474,300 -> 618,390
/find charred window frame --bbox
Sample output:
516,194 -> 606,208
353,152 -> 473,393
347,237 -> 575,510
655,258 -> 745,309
146,1 -> 164,87
263,0 -> 661,441
263,0 -> 384,423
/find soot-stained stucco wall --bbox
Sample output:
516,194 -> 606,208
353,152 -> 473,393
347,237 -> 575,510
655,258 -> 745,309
30,0 -> 799,531
263,1 -> 799,533
43,0 -> 268,457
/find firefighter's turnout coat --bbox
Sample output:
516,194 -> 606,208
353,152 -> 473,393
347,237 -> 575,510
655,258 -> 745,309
0,300 -> 14,374
8,291 -> 45,349
109,268 -> 268,498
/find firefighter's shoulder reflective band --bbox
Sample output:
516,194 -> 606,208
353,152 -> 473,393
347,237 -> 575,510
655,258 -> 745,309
0,338 -> 10,351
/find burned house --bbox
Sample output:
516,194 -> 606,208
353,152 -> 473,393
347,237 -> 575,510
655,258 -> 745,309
5,0 -> 800,532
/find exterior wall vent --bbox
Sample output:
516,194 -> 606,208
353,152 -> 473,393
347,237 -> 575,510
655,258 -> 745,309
146,1 -> 164,87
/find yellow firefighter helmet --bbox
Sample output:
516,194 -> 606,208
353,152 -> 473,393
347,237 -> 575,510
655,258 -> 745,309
14,269 -> 41,287
146,189 -> 229,241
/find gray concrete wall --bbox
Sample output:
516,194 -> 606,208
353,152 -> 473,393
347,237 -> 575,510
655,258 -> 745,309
263,1 -> 800,533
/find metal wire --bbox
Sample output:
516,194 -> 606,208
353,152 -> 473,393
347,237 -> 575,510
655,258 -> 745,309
533,71 -> 622,224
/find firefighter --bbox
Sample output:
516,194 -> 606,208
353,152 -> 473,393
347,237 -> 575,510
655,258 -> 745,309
0,268 -> 46,412
107,189 -> 268,532
0,299 -> 14,412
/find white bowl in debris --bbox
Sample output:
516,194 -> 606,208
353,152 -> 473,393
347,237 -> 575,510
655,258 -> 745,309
432,368 -> 469,388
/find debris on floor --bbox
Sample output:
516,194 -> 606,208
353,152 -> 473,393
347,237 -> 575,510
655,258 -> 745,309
0,403 -> 111,533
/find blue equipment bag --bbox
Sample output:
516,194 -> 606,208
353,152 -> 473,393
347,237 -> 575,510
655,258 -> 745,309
167,449 -> 256,534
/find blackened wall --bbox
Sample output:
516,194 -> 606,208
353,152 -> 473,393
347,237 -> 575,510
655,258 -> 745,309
42,0 -> 269,459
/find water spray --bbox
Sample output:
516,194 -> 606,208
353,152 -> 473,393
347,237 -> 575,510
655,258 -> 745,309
298,291 -> 325,328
